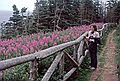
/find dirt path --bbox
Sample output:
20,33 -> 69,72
89,30 -> 118,81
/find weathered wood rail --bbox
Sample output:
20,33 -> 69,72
0,23 -> 111,81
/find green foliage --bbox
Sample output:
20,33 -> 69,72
33,0 -> 104,31
1,4 -> 28,39
1,0 -> 120,39
2,63 -> 29,81
75,56 -> 91,81
10,4 -> 22,23
106,0 -> 120,23
113,25 -> 120,80
21,7 -> 27,16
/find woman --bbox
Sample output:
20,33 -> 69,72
86,25 -> 101,70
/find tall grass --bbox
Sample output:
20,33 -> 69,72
113,25 -> 120,81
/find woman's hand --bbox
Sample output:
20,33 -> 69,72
85,37 -> 89,41
83,36 -> 89,47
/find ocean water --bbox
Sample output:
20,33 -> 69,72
0,10 -> 12,33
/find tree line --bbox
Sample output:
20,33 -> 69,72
0,0 -> 120,39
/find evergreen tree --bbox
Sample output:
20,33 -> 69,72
105,0 -> 118,22
93,0 -> 104,22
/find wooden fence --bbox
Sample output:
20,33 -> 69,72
0,23 -> 110,81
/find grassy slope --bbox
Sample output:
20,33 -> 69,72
113,25 -> 120,81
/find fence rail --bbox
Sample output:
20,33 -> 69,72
0,23 -> 111,81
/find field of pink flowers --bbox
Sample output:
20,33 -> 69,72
0,23 -> 104,60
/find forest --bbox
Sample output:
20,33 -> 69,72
0,0 -> 120,39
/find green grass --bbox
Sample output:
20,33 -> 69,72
113,25 -> 120,81
74,56 -> 91,81
114,29 -> 120,63
98,44 -> 106,68
1,63 -> 29,81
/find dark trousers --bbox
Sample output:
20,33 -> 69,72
89,43 -> 97,68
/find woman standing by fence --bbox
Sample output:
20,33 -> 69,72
86,25 -> 101,70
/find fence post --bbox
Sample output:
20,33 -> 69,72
0,71 -> 4,80
59,51 -> 64,81
73,45 -> 77,60
29,58 -> 38,81
77,40 -> 84,63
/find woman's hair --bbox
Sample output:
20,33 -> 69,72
92,25 -> 97,31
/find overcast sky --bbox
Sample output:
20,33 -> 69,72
0,0 -> 36,11
0,0 -> 108,11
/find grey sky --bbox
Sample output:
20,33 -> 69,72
0,0 -> 108,11
0,0 -> 36,11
